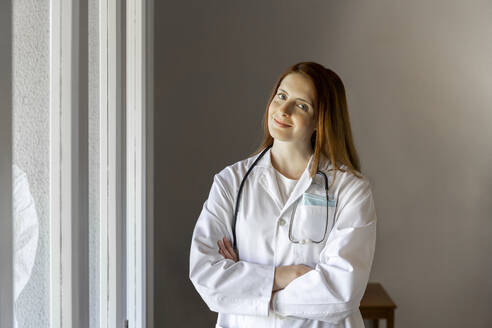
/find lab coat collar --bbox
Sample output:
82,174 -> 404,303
255,147 -> 325,217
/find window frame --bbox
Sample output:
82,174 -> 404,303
50,0 -> 89,327
1,0 -> 153,326
125,0 -> 154,327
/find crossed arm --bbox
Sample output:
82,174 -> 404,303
190,172 -> 377,321
217,236 -> 312,292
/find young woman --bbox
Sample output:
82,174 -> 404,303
189,61 -> 377,328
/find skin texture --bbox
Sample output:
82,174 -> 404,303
268,72 -> 317,180
217,72 -> 319,292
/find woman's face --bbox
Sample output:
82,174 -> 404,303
268,72 -> 317,147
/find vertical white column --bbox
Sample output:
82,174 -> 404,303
126,0 -> 154,326
126,0 -> 137,324
100,0 -> 125,326
50,0 -> 89,327
50,0 -> 62,326
99,1 -> 109,326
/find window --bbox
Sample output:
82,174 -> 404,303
1,0 -> 153,327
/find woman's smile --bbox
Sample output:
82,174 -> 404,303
274,117 -> 292,128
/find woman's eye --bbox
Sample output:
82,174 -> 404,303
298,104 -> 308,111
276,93 -> 308,111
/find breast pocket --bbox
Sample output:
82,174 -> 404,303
292,192 -> 337,265
290,192 -> 336,243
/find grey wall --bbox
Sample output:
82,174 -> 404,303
154,1 -> 492,327
0,0 -> 13,327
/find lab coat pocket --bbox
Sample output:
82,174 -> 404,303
291,204 -> 327,243
292,193 -> 337,265
291,193 -> 335,243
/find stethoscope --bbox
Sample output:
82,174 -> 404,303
232,144 -> 330,250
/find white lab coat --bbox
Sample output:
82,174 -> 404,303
189,148 -> 377,328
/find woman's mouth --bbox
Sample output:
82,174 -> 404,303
274,118 -> 291,128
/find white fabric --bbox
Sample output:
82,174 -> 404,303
13,164 -> 40,328
189,148 -> 377,328
273,168 -> 299,206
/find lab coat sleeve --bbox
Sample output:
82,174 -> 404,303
189,172 -> 276,316
270,176 -> 377,324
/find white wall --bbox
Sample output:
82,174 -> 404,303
153,1 -> 492,327
12,1 -> 50,326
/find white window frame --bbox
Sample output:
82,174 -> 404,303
99,0 -> 126,327
50,0 -> 89,327
1,0 -> 153,326
126,0 -> 154,327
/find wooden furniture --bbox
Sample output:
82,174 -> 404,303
360,283 -> 397,328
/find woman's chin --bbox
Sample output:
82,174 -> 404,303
271,135 -> 294,143
269,128 -> 292,139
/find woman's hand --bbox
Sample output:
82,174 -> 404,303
216,237 -> 312,291
273,265 -> 313,291
217,237 -> 238,262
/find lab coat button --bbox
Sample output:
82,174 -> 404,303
278,218 -> 286,226
300,239 -> 306,244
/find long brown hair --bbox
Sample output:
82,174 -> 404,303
250,61 -> 362,187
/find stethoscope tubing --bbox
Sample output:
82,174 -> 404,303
232,144 -> 329,250
232,144 -> 272,249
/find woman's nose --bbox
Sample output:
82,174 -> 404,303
278,101 -> 294,115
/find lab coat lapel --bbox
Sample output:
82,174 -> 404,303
258,167 -> 284,213
280,154 -> 315,217
257,148 -> 315,216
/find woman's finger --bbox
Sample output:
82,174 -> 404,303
223,237 -> 232,249
221,244 -> 234,259
219,238 -> 235,259
218,237 -> 238,262
223,237 -> 238,262
223,237 -> 237,258
218,240 -> 233,260
223,240 -> 238,262
217,240 -> 226,255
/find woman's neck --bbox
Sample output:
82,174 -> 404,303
270,141 -> 313,180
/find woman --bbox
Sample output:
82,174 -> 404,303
189,61 -> 377,328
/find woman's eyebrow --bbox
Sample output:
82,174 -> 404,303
278,88 -> 313,106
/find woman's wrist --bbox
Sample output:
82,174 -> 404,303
273,265 -> 313,291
